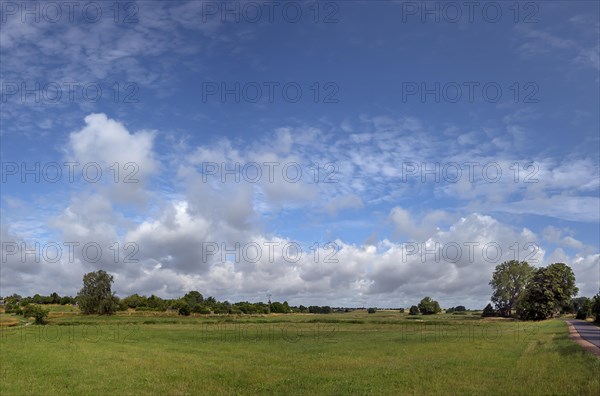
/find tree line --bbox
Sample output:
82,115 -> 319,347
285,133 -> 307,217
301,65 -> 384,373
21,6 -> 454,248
4,261 -> 599,323
1,270 -> 333,318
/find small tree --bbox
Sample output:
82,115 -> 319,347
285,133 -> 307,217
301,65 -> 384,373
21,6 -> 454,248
367,307 -> 377,314
482,303 -> 496,317
23,305 -> 49,325
572,297 -> 592,319
50,292 -> 60,304
270,301 -> 286,313
183,291 -> 203,310
409,305 -> 420,315
173,299 -> 191,316
77,270 -> 118,315
418,296 -> 441,315
178,305 -> 191,316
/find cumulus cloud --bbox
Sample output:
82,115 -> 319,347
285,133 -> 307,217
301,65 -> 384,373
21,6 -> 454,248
66,113 -> 157,203
3,114 -> 598,308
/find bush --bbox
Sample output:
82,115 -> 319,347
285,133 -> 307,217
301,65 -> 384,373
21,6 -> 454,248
575,310 -> 587,320
482,303 -> 496,317
367,307 -> 377,314
398,308 -> 405,313
4,303 -> 20,314
117,300 -> 129,311
178,305 -> 191,316
172,299 -> 191,316
409,305 -> 419,315
23,305 -> 49,324
198,307 -> 211,314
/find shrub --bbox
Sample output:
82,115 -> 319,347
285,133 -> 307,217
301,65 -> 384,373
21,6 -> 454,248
409,305 -> 419,315
117,300 -> 129,311
172,299 -> 191,316
11,307 -> 24,315
482,303 -> 496,317
575,310 -> 587,320
367,307 -> 377,314
178,305 -> 191,316
23,305 -> 49,324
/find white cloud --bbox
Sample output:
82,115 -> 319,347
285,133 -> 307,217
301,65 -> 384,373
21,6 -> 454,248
67,113 -> 157,203
4,114 -> 599,307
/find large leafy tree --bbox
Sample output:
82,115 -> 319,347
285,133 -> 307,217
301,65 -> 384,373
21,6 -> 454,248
77,270 -> 118,315
517,263 -> 578,320
489,260 -> 535,317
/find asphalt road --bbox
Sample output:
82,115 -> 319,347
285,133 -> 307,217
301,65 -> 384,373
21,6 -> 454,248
566,319 -> 600,348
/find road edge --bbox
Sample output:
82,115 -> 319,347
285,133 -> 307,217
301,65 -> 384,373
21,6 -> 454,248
565,320 -> 600,358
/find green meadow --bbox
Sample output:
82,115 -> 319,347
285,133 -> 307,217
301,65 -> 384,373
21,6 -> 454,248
1,307 -> 598,395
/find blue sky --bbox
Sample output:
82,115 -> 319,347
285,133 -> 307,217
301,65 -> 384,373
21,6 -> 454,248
1,0 -> 598,308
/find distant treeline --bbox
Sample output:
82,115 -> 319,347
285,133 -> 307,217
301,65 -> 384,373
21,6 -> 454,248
4,259 -> 600,322
1,291 -> 339,316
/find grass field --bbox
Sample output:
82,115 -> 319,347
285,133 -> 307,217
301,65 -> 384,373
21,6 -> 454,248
1,308 -> 598,395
